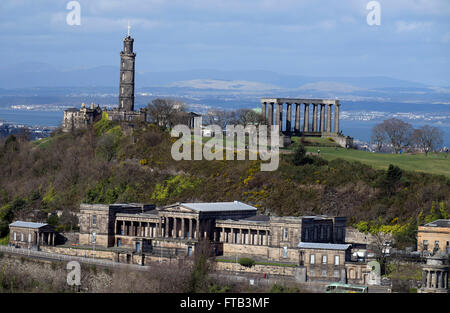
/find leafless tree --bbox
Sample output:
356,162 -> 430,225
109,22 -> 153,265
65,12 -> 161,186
412,125 -> 444,155
203,110 -> 238,129
371,123 -> 387,152
236,109 -> 264,126
377,118 -> 414,154
147,98 -> 186,129
368,232 -> 393,274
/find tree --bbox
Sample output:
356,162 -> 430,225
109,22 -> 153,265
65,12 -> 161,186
147,98 -> 186,129
203,110 -> 238,129
376,118 -> 414,154
382,164 -> 403,196
187,238 -> 214,293
236,109 -> 264,126
371,123 -> 387,152
292,144 -> 307,166
412,125 -> 443,155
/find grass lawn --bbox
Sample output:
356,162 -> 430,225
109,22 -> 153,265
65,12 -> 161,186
304,145 -> 450,177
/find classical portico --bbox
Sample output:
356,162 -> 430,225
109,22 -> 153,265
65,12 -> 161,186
420,255 -> 449,293
261,98 -> 341,135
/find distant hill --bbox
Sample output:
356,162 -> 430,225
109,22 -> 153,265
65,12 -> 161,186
0,62 -> 430,90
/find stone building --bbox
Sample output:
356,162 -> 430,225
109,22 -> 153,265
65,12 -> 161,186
62,103 -> 102,132
9,221 -> 56,249
78,202 -> 346,255
74,201 -> 371,284
417,219 -> 450,255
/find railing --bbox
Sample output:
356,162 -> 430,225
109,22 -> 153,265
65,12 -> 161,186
0,245 -> 150,271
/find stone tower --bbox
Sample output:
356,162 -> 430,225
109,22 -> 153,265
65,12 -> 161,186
119,33 -> 136,111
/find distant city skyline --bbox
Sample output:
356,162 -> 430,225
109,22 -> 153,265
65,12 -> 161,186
1,0 -> 450,86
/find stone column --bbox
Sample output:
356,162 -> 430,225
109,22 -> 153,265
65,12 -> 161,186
181,218 -> 185,239
196,219 -> 200,239
239,229 -> 243,244
312,104 -> 318,132
327,104 -> 332,133
276,101 -> 282,130
268,102 -> 274,127
173,217 -> 177,238
303,103 -> 309,132
189,218 -> 193,240
261,102 -> 267,122
334,103 -> 340,134
165,217 -> 169,238
295,103 -> 300,133
256,230 -> 260,245
286,103 -> 292,133
427,270 -> 431,288
320,104 -> 325,133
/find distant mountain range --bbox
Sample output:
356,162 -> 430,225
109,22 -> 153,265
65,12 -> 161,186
0,62 -> 437,91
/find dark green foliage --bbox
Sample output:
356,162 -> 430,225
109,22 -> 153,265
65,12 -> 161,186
46,214 -> 59,227
291,144 -> 311,166
382,164 -> 403,196
238,257 -> 255,267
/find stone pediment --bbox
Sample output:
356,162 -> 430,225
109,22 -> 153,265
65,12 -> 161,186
158,204 -> 197,214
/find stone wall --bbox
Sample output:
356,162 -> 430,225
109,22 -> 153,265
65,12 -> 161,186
215,261 -> 298,277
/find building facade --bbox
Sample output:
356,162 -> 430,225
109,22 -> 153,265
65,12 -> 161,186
78,201 -> 347,262
9,221 -> 56,249
417,219 -> 450,255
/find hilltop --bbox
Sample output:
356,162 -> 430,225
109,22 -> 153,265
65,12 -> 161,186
0,118 -> 449,243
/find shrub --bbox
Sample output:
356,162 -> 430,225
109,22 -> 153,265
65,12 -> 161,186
238,258 -> 255,267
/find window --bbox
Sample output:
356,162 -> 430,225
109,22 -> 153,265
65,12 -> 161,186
310,269 -> 315,277
334,270 -> 340,278
435,241 -> 440,249
283,228 -> 289,240
310,254 -> 315,264
92,232 -> 96,244
322,255 -> 327,264
334,255 -> 340,265
13,232 -> 16,241
423,240 -> 428,251
122,73 -> 125,80
321,269 -> 327,277
92,215 -> 97,225
28,233 -> 32,243
117,238 -> 121,247
21,233 -> 24,242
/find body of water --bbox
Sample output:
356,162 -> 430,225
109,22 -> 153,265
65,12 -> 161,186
1,109 -> 449,147
0,109 -> 63,127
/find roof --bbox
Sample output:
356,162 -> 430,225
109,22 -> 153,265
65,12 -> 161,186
9,221 -> 48,229
424,219 -> 450,228
65,108 -> 79,112
180,201 -> 257,213
297,242 -> 351,250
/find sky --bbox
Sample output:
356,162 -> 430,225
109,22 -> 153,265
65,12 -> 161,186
1,0 -> 450,86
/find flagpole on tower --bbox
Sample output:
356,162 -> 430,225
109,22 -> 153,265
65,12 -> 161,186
127,20 -> 131,37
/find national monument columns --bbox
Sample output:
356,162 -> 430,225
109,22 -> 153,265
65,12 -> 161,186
260,98 -> 340,135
